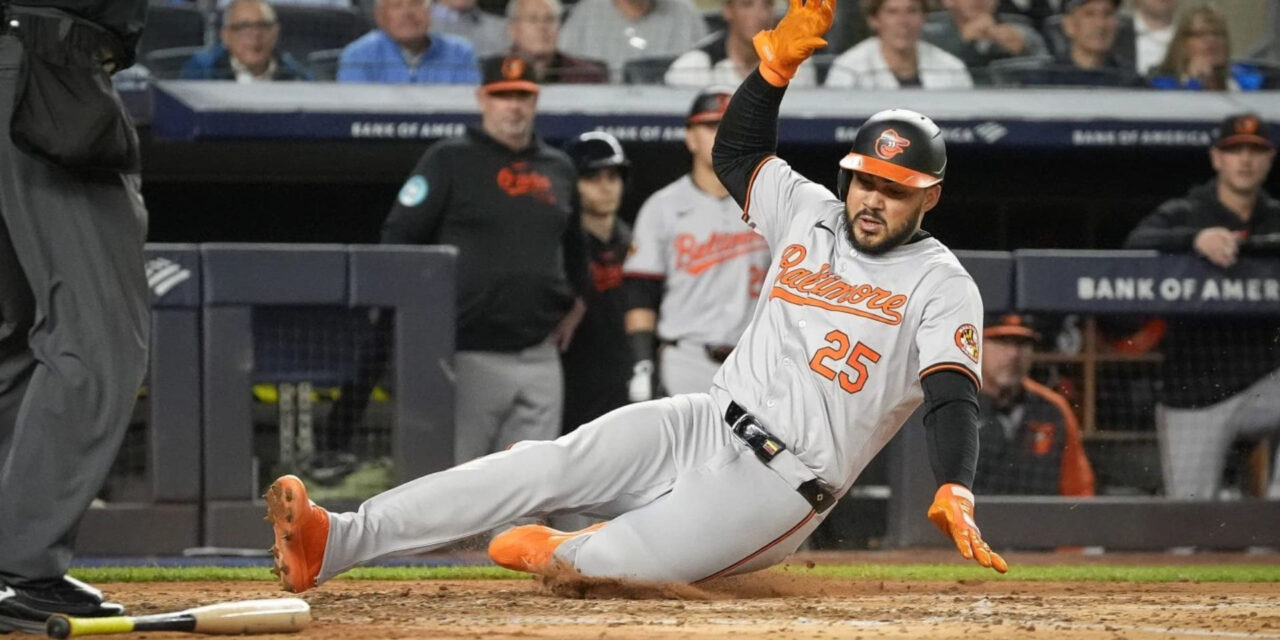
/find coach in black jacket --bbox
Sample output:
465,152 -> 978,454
1124,113 -> 1280,500
383,55 -> 588,463
0,0 -> 150,632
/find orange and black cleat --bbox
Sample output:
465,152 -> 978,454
488,523 -> 606,575
264,475 -> 330,593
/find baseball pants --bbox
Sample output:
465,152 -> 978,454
320,393 -> 827,583
0,35 -> 149,582
452,341 -> 562,463
660,341 -> 723,396
1158,368 -> 1280,500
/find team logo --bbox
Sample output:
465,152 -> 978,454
145,257 -> 192,298
501,56 -> 526,80
874,129 -> 911,160
1236,116 -> 1260,135
1028,421 -> 1056,457
496,162 -> 555,204
398,175 -> 428,207
954,323 -> 979,363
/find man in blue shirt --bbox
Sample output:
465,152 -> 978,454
338,0 -> 480,83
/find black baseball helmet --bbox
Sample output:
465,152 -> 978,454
565,131 -> 630,180
687,85 -> 734,125
836,108 -> 947,201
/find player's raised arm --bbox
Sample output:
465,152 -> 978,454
712,0 -> 834,208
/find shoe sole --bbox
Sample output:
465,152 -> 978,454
264,476 -> 317,593
0,614 -> 45,635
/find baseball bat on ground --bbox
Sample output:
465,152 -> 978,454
45,598 -> 310,638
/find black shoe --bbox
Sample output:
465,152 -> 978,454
0,577 -> 124,634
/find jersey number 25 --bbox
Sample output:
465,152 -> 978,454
808,330 -> 882,394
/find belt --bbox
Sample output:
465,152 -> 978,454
663,339 -> 735,363
724,401 -> 835,514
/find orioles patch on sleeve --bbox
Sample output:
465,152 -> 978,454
954,324 -> 979,363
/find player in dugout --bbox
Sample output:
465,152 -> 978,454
262,0 -> 1008,591
973,314 -> 1094,497
622,86 -> 772,403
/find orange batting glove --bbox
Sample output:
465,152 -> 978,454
752,0 -> 835,87
927,484 -> 1009,574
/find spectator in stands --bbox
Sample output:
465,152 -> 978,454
181,0 -> 313,81
1124,113 -> 1280,500
665,0 -> 818,87
1148,4 -> 1265,92
493,0 -> 608,83
382,55 -> 587,461
825,0 -> 973,89
1123,0 -> 1175,76
561,132 -> 634,432
432,0 -> 510,57
218,0 -> 352,6
337,0 -> 479,83
558,0 -> 708,79
1015,0 -> 1142,87
973,314 -> 1095,497
996,0 -> 1059,31
922,0 -> 1049,76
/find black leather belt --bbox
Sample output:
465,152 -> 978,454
724,401 -> 835,514
662,339 -> 735,363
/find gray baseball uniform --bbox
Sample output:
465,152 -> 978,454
314,155 -> 983,584
624,175 -> 771,394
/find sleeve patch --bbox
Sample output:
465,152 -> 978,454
398,175 -> 429,207
954,324 -> 979,364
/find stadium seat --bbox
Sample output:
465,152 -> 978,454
1041,13 -> 1069,60
144,45 -> 205,80
137,5 -> 207,59
1239,58 -> 1280,89
702,10 -> 726,36
622,56 -> 677,85
307,48 -> 345,81
810,52 -> 835,86
274,6 -> 371,63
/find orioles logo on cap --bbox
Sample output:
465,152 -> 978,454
875,129 -> 911,160
954,323 -> 979,363
1236,116 -> 1260,135
501,57 -> 526,80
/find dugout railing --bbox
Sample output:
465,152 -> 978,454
79,244 -> 457,554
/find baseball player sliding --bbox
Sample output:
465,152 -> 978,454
623,87 -> 772,401
264,0 -> 1006,591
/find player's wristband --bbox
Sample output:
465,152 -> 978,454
628,330 -> 656,366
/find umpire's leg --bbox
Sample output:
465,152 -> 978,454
0,35 -> 149,582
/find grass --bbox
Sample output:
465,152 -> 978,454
70,563 -> 1280,584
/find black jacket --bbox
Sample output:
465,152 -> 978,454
974,380 -> 1094,497
14,1 -> 146,68
1125,179 -> 1280,408
382,128 -> 587,352
1125,179 -> 1280,251
562,220 -> 633,432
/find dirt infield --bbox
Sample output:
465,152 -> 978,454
93,552 -> 1280,640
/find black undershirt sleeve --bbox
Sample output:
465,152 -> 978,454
712,70 -> 788,209
920,369 -> 980,488
622,276 -> 663,312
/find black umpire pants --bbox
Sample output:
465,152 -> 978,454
0,34 -> 149,582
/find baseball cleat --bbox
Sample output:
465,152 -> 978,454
488,522 -> 605,574
264,475 -> 330,593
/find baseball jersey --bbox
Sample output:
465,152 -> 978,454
623,175 -> 771,346
708,157 -> 984,495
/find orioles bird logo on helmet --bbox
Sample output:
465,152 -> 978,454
875,129 -> 911,160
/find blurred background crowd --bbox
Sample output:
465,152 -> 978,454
133,0 -> 1280,90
